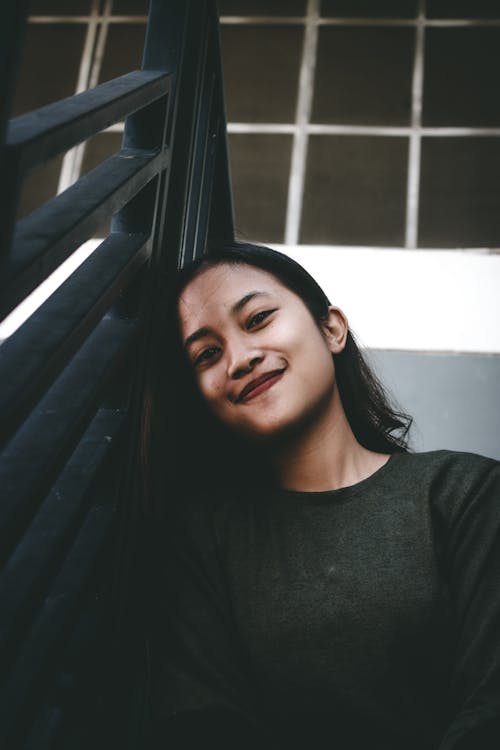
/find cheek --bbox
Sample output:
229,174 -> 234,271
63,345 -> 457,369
300,338 -> 336,390
197,368 -> 225,403
294,324 -> 333,365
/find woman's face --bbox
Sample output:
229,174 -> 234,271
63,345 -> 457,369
178,263 -> 347,441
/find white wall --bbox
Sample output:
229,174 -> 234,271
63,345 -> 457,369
276,245 -> 500,354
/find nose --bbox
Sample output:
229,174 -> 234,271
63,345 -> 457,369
227,347 -> 264,380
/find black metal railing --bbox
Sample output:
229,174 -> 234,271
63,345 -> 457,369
0,0 -> 233,746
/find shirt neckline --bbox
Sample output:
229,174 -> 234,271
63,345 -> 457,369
271,451 -> 404,504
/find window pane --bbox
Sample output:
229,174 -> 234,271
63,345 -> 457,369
419,137 -> 500,248
313,27 -> 414,125
111,0 -> 149,12
427,0 -> 500,19
301,135 -> 408,245
321,0 -> 418,17
98,24 -> 146,83
219,0 -> 306,14
423,28 -> 500,127
29,0 -> 92,13
221,26 -> 302,122
229,134 -> 292,243
12,25 -> 86,116
17,156 -> 64,220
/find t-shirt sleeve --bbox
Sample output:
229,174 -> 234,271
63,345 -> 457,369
149,493 -> 272,749
437,457 -> 500,749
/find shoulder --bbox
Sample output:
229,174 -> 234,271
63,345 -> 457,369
394,449 -> 500,525
393,448 -> 497,481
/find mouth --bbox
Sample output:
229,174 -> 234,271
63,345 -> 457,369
236,369 -> 285,404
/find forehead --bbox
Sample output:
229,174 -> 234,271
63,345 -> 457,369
178,263 -> 293,331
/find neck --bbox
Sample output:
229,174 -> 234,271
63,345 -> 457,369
269,391 -> 390,492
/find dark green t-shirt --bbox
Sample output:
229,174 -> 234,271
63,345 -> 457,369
152,450 -> 500,749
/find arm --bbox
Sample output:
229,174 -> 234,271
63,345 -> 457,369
437,458 -> 500,749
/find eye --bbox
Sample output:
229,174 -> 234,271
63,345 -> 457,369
193,346 -> 221,367
247,309 -> 277,329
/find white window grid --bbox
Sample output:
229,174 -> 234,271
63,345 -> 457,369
28,0 -> 500,251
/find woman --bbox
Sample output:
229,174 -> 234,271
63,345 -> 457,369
150,242 -> 500,749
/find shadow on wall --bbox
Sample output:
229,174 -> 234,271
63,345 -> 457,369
368,350 -> 500,461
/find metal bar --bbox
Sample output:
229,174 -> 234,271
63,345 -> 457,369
2,147 -> 168,318
192,88 -> 220,259
0,315 -> 136,563
70,0 -> 116,201
28,13 -> 500,26
124,0 -> 191,265
220,16 -> 500,26
0,1 -> 29,145
0,232 -> 149,431
109,0 -> 183,240
207,3 -> 235,247
0,1 -> 29,265
0,409 -> 124,668
6,70 -> 170,176
196,0 -> 235,253
21,699 -> 63,750
0,502 -> 115,746
23,596 -> 106,750
190,62 -> 226,258
57,0 -> 102,195
228,122 -> 500,136
170,2 -> 216,269
285,0 -> 320,246
102,2 -> 237,745
28,16 -> 149,24
182,13 -> 215,262
405,0 -> 426,249
208,115 -> 235,246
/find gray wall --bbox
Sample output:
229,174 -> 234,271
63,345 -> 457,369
368,350 -> 500,461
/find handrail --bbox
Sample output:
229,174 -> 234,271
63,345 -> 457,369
0,0 -> 234,746
0,233 -> 150,441
6,70 -> 170,175
2,148 -> 165,316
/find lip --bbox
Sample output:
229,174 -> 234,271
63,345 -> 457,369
236,369 -> 285,403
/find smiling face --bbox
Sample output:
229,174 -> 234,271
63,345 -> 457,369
178,263 -> 348,442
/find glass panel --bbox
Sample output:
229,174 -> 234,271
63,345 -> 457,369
301,135 -> 408,245
423,28 -> 500,127
321,0 -> 418,17
312,27 -> 415,125
12,25 -> 86,116
98,24 -> 146,83
29,0 -> 93,13
111,0 -> 149,13
427,0 -> 500,19
220,25 -> 302,122
419,137 -> 500,248
17,156 -> 64,220
229,134 -> 292,243
219,0 -> 306,14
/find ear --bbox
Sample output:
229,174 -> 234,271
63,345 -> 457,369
320,306 -> 349,354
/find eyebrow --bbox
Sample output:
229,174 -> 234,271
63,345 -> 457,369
231,290 -> 269,315
183,291 -> 271,350
184,326 -> 212,350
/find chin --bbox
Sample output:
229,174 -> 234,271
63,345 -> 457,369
234,393 -> 334,445
221,412 -> 287,443
232,413 -> 312,446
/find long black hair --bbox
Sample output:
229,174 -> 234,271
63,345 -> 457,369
171,242 -> 412,490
